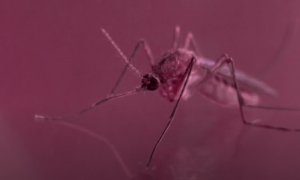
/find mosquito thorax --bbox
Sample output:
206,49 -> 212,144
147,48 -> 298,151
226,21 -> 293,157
141,74 -> 160,91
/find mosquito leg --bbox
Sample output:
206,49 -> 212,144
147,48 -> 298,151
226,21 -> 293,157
147,57 -> 196,167
244,104 -> 300,111
197,54 -> 229,85
110,39 -> 155,94
183,32 -> 203,57
35,87 -> 144,121
199,54 -> 300,132
173,26 -> 181,49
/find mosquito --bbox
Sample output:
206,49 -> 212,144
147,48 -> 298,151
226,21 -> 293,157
35,26 -> 300,167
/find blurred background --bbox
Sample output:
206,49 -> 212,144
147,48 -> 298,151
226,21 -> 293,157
1,0 -> 300,179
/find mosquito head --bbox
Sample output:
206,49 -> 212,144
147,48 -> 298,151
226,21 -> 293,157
141,74 -> 160,91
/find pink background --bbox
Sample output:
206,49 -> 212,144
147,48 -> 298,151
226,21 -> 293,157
1,0 -> 300,179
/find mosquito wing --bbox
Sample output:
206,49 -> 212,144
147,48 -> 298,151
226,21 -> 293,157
198,58 -> 277,97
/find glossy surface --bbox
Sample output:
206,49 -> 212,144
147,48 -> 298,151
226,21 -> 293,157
1,0 -> 300,179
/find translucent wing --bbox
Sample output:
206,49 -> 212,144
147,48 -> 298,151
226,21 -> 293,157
198,58 -> 277,97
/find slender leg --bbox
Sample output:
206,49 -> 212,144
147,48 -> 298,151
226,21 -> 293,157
173,26 -> 181,50
110,39 -> 155,94
244,104 -> 300,111
35,87 -> 144,121
147,57 -> 196,167
183,32 -> 203,57
198,54 -> 300,132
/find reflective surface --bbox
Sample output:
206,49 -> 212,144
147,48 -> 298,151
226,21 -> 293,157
1,0 -> 300,179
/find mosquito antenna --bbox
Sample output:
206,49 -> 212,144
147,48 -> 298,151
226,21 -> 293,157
55,121 -> 133,179
35,87 -> 144,121
101,28 -> 143,78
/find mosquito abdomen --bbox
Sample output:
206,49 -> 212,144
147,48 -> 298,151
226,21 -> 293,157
198,75 -> 260,107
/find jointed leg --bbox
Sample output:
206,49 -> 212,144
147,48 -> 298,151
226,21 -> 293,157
147,57 -> 196,167
35,87 -> 144,121
183,32 -> 203,57
110,39 -> 155,94
244,104 -> 300,111
198,54 -> 300,132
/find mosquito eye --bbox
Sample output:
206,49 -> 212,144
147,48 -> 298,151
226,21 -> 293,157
147,76 -> 159,91
142,74 -> 159,91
